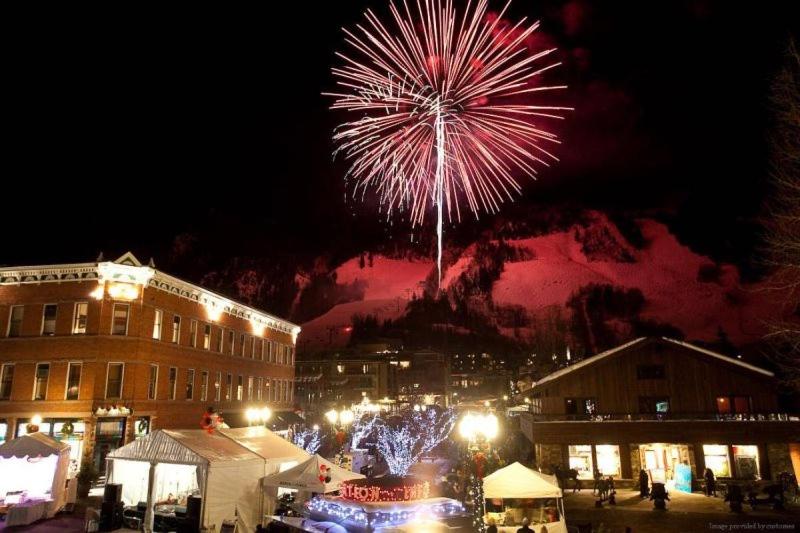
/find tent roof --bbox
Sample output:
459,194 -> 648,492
108,429 -> 261,466
262,454 -> 364,493
0,432 -> 70,459
482,462 -> 562,499
220,426 -> 310,463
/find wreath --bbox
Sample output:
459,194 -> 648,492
137,418 -> 150,435
60,421 -> 75,437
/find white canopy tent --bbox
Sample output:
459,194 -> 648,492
219,426 -> 311,517
107,429 -> 265,532
261,454 -> 365,493
0,432 -> 71,517
482,462 -> 565,533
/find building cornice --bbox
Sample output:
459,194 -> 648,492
0,253 -> 300,337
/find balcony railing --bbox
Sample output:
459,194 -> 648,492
524,412 -> 800,422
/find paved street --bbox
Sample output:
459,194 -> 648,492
564,488 -> 799,533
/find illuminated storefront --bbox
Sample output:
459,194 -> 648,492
568,445 -> 594,479
640,443 -> 691,485
702,445 -> 730,477
15,418 -> 86,474
703,444 -> 760,479
595,445 -> 621,478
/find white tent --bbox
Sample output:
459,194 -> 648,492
0,432 -> 71,517
261,454 -> 365,493
108,429 -> 265,532
482,463 -> 565,533
483,462 -> 562,499
220,426 -> 311,517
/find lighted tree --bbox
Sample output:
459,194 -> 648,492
375,408 -> 457,476
350,414 -> 379,450
293,427 -> 323,455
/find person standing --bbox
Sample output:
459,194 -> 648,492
486,517 -> 498,533
704,467 -> 717,497
516,517 -> 533,533
639,469 -> 650,498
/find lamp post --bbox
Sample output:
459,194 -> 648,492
246,407 -> 272,427
458,412 -> 498,533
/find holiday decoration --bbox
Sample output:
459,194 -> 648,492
375,407 -> 457,476
200,407 -> 224,433
293,427 -> 323,454
60,421 -> 75,437
340,477 -> 432,503
469,474 -> 487,533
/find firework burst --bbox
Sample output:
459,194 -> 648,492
327,0 -> 570,288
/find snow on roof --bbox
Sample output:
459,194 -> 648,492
534,338 -> 647,387
533,337 -> 773,388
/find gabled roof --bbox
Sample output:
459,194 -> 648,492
0,432 -> 70,459
107,429 -> 262,466
483,462 -> 561,499
533,337 -> 773,389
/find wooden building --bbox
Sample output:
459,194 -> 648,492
518,337 -> 800,484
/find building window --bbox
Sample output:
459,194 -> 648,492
568,445 -> 594,480
565,398 -> 597,416
168,367 -> 177,400
106,363 -> 124,399
247,376 -> 254,400
172,316 -> 181,343
216,328 -> 223,352
716,396 -> 751,415
186,369 -> 195,400
72,302 -> 88,334
636,364 -> 665,379
733,445 -> 760,480
215,371 -> 222,401
639,396 -> 670,414
237,376 -> 243,401
260,340 -> 265,361
112,304 -> 129,335
7,306 -> 24,337
703,445 -> 731,477
152,309 -> 163,340
251,339 -> 257,359
256,377 -> 263,401
41,304 -> 57,336
33,363 -> 50,400
65,363 -> 82,400
203,325 -> 211,350
267,341 -> 273,362
148,365 -> 158,400
189,320 -> 198,348
200,371 -> 209,401
595,445 -> 621,478
0,364 -> 14,400
240,334 -> 246,357
226,374 -> 232,401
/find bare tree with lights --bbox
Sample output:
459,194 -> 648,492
375,408 -> 457,476
764,39 -> 800,389
293,427 -> 323,455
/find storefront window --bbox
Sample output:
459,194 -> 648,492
0,421 -> 6,443
568,445 -> 594,479
703,445 -> 731,477
595,445 -> 621,478
733,445 -> 760,480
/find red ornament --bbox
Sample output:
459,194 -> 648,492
474,452 -> 487,479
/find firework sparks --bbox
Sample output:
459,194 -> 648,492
328,0 -> 570,288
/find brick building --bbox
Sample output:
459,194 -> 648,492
518,337 -> 800,485
0,252 -> 300,474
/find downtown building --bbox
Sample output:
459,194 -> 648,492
0,253 -> 300,474
519,337 -> 800,485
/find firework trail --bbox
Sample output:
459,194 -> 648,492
327,0 -> 570,289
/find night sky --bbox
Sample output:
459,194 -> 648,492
4,1 -> 798,275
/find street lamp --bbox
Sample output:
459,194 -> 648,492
246,407 -> 272,426
339,409 -> 354,427
459,412 -> 499,533
325,409 -> 339,426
